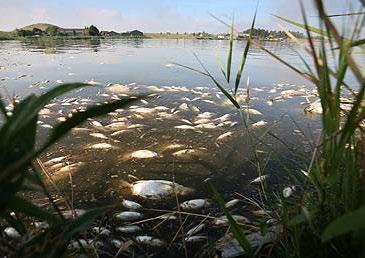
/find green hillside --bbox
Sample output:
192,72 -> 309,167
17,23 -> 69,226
19,23 -> 60,31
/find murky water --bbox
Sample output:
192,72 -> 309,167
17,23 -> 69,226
0,38 -> 323,205
1,38 -> 334,256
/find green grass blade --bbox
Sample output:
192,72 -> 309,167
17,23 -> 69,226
234,7 -> 257,95
273,14 -> 328,37
226,17 -> 234,83
322,205 -> 365,242
64,207 -> 108,238
214,53 -> 228,82
193,53 -> 240,109
350,38 -> 365,47
7,196 -> 58,222
211,184 -> 253,257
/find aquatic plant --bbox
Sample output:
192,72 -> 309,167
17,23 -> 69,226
0,83 -> 138,256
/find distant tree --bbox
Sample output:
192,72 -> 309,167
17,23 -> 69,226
15,29 -> 33,37
46,26 -> 59,36
32,28 -> 44,36
88,25 -> 100,36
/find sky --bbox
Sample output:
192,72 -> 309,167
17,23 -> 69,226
0,0 -> 362,33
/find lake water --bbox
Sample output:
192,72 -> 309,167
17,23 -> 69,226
1,38 -> 330,256
0,38 -> 323,204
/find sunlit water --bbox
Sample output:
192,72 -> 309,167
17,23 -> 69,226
0,38 -> 323,208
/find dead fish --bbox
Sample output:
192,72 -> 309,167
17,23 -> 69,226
115,211 -> 143,221
185,236 -> 207,242
130,150 -> 158,159
105,122 -> 126,130
179,103 -> 189,111
154,106 -> 170,111
111,130 -> 130,136
186,224 -> 205,237
216,132 -> 234,142
88,143 -> 115,150
180,199 -> 210,210
158,214 -> 177,220
197,112 -> 215,119
127,124 -> 146,129
43,156 -> 68,166
201,99 -> 215,104
40,124 -> 53,129
172,149 -> 202,158
213,215 -> 250,226
283,186 -> 296,198
135,236 -> 165,247
174,125 -> 197,130
57,162 -> 84,174
90,121 -> 103,127
62,209 -> 86,219
50,163 -> 64,170
89,133 -> 108,139
132,107 -> 155,114
111,239 -> 124,248
122,199 -> 143,210
195,123 -> 217,130
225,199 -> 240,209
4,227 -> 21,238
250,175 -> 269,185
244,108 -> 263,116
68,239 -> 103,250
116,225 -> 142,233
30,221 -> 49,230
92,227 -> 111,236
131,180 -> 193,199
251,120 -> 268,128
214,114 -> 231,122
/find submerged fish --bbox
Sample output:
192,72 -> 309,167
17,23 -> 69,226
88,143 -> 115,150
250,175 -> 269,185
116,225 -> 142,233
180,199 -> 210,210
225,199 -> 240,209
122,199 -> 143,210
89,133 -> 108,139
135,236 -> 165,247
214,215 -> 250,226
186,223 -> 205,237
130,150 -> 158,159
185,236 -> 207,242
131,180 -> 193,199
115,211 -> 143,221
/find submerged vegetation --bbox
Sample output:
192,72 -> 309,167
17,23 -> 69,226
0,0 -> 364,257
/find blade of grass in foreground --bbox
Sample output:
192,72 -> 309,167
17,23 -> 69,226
226,17 -> 234,83
211,183 -> 253,257
234,5 -> 258,95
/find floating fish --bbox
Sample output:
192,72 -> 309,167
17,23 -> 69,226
90,121 -> 103,127
88,143 -> 115,150
283,186 -> 296,198
250,175 -> 269,185
135,236 -> 165,247
115,211 -> 143,221
116,225 -> 142,233
213,215 -> 250,226
179,103 -> 189,111
130,150 -> 158,159
131,180 -> 193,199
92,227 -> 111,236
57,162 -> 84,174
4,227 -> 21,238
62,209 -> 86,219
244,108 -> 263,116
180,199 -> 210,210
122,199 -> 143,210
158,214 -> 177,220
251,120 -> 268,128
89,133 -> 108,139
174,125 -> 197,130
43,156 -> 68,166
186,223 -> 205,237
216,132 -> 234,142
185,235 -> 207,242
225,199 -> 240,209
